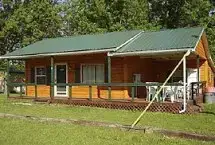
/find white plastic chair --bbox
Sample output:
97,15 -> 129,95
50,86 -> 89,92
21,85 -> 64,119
146,82 -> 158,101
163,86 -> 174,102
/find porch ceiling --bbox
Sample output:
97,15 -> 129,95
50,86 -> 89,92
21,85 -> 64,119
139,51 -> 202,60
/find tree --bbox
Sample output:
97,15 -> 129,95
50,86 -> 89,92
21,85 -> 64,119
0,0 -> 24,55
148,0 -> 185,28
180,0 -> 215,60
0,0 -> 62,54
149,0 -> 215,60
60,0 -> 104,35
1,0 -> 215,61
105,0 -> 156,31
61,0 -> 158,36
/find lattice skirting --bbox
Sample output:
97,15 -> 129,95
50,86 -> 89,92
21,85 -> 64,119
8,96 -> 200,114
49,99 -> 198,114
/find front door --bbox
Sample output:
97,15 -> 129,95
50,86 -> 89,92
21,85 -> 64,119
54,64 -> 68,97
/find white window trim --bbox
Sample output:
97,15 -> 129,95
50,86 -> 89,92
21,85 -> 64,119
80,64 -> 105,83
35,66 -> 46,84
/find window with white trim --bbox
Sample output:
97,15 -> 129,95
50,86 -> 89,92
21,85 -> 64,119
35,67 -> 46,84
81,64 -> 104,83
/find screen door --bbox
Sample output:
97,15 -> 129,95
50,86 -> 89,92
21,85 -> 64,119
54,64 -> 68,97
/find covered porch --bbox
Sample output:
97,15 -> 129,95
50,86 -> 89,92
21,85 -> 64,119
6,51 -> 205,105
1,27 -> 213,113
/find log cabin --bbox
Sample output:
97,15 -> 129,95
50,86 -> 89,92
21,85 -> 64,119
1,27 -> 214,113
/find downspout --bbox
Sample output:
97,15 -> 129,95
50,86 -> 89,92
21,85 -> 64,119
179,50 -> 190,113
131,50 -> 191,128
178,29 -> 204,113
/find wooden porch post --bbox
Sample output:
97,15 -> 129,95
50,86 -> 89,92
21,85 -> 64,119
196,55 -> 200,95
50,56 -> 54,100
6,59 -> 10,98
197,55 -> 200,82
108,56 -> 112,100
24,60 -> 27,97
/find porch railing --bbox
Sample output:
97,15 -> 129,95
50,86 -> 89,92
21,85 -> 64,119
190,81 -> 206,104
7,82 -> 186,102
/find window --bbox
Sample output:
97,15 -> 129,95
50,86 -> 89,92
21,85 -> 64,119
35,67 -> 46,84
172,70 -> 183,82
167,70 -> 183,83
81,64 -> 104,83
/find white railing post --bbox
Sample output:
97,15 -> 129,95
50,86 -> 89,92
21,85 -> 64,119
179,53 -> 188,113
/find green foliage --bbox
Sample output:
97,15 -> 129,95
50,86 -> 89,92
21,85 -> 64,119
61,0 -> 157,35
0,0 -> 62,54
180,0 -> 215,60
60,0 -> 105,35
148,0 -> 185,28
179,0 -> 211,27
0,0 -> 215,61
149,0 -> 215,60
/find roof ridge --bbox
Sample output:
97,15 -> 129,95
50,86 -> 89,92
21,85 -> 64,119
141,26 -> 203,34
111,31 -> 143,52
43,30 -> 143,41
41,27 -> 203,41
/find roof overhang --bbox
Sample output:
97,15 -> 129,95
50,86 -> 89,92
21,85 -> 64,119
0,48 -> 115,60
108,48 -> 195,57
0,27 -> 206,62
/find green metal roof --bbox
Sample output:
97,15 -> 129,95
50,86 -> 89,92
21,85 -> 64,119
4,30 -> 141,57
1,27 -> 204,58
116,27 -> 203,53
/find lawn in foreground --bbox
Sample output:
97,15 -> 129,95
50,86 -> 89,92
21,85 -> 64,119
0,118 -> 214,145
0,95 -> 215,135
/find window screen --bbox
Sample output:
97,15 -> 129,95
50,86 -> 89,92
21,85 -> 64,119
35,67 -> 46,84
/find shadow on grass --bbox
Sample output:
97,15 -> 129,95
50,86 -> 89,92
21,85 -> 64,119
200,111 -> 215,115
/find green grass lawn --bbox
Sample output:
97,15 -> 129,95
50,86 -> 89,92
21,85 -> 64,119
0,118 -> 214,145
0,95 -> 215,137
